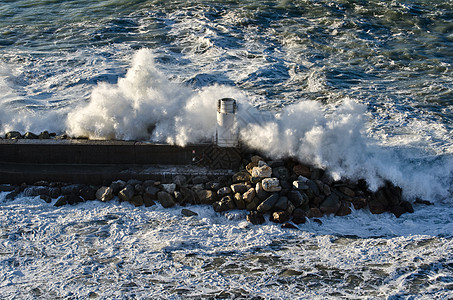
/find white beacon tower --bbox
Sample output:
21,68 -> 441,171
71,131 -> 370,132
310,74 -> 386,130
216,98 -> 238,147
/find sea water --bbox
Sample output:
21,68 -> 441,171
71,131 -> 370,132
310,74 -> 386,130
0,0 -> 452,298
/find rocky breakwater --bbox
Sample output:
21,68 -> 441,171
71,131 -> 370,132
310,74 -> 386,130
0,153 -> 423,228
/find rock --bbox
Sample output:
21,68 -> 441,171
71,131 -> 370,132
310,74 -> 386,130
173,191 -> 183,203
192,175 -> 209,185
6,131 -> 22,139
24,132 -> 39,139
401,200 -> 414,213
308,207 -> 323,218
157,191 -> 176,208
61,184 -> 84,195
255,182 -> 269,200
271,211 -> 291,223
39,131 -> 50,139
288,190 -> 309,208
112,180 -> 127,191
96,186 -> 114,202
181,209 -> 198,217
316,180 -> 331,196
349,197 -> 368,210
143,180 -> 156,188
80,186 -> 96,201
134,184 -> 144,195
251,165 -> 272,179
129,195 -> 144,207
127,179 -> 142,186
339,186 -> 355,198
320,194 -> 341,215
242,188 -> 256,203
251,155 -> 264,163
217,186 -> 232,197
40,195 -> 52,203
292,207 -> 307,218
335,201 -> 352,216
369,190 -> 389,214
162,183 -> 176,194
246,211 -> 265,225
230,183 -> 249,194
205,182 -> 221,190
246,197 -> 262,211
274,196 -> 288,211
390,205 -> 405,218
143,194 -> 156,207
281,223 -> 298,229
173,175 -> 187,187
292,216 -> 307,225
119,185 -> 135,202
261,178 -> 281,192
213,195 -> 235,212
246,161 -> 259,174
415,198 -> 433,206
272,166 -> 290,181
180,187 -> 198,205
286,201 -> 295,215
293,164 -> 311,178
293,180 -> 309,190
196,190 -> 217,205
311,168 -> 324,180
232,170 -> 251,183
55,195 -> 84,206
306,180 -> 321,196
144,186 -> 159,198
24,186 -> 50,197
257,193 -> 279,213
233,192 -> 246,210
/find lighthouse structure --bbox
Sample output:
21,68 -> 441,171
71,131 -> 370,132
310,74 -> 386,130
216,98 -> 239,148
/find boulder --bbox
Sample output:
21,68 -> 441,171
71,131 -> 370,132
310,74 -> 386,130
39,131 -> 50,139
390,205 -> 406,218
233,192 -> 246,210
134,184 -> 144,195
261,178 -> 281,192
157,191 -> 176,208
274,196 -> 288,211
40,195 -> 52,203
287,190 -> 309,208
129,195 -> 144,207
162,183 -> 176,194
61,184 -> 84,195
339,186 -> 355,198
217,186 -> 232,197
232,170 -> 250,183
143,194 -> 156,207
24,132 -> 39,139
257,193 -> 279,213
6,131 -> 22,139
246,197 -> 262,211
144,186 -> 160,199
271,211 -> 291,224
401,200 -> 414,213
272,166 -> 290,181
335,201 -> 352,216
292,217 -> 306,225
191,175 -> 209,185
255,182 -> 269,200
196,189 -> 217,205
180,187 -> 198,205
242,188 -> 256,203
79,186 -> 96,201
320,194 -> 341,215
251,165 -> 272,179
119,185 -> 135,202
213,195 -> 235,212
230,183 -> 249,194
173,175 -> 187,187
246,211 -> 265,225
54,195 -> 84,206
293,164 -> 311,178
96,186 -> 114,202
307,207 -> 323,218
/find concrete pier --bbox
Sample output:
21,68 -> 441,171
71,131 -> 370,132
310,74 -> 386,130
0,139 -> 242,185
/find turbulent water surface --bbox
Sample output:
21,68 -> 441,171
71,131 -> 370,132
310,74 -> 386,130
0,0 -> 452,298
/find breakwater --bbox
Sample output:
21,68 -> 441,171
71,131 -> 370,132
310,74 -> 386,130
0,131 -> 423,226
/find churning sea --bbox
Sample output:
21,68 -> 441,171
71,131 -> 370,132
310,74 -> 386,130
0,0 -> 452,298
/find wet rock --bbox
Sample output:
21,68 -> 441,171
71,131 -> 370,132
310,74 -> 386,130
180,187 -> 198,205
246,197 -> 262,211
134,184 -> 144,195
243,188 -> 256,203
144,186 -> 159,198
129,195 -> 144,207
213,195 -> 235,212
119,185 -> 135,202
24,186 -> 50,197
320,194 -> 341,215
369,190 -> 389,214
196,189 -> 217,205
335,201 -> 352,216
349,197 -> 368,210
246,211 -> 265,225
61,184 -> 84,195
286,201 -> 296,215
112,180 -> 127,191
281,223 -> 298,229
308,207 -> 323,218
79,186 -> 96,201
157,191 -> 176,208
257,193 -> 279,213
271,211 -> 291,223
230,183 -> 249,194
339,186 -> 355,198
232,170 -> 250,183
6,131 -> 22,139
217,186 -> 232,197
173,175 -> 187,187
24,132 -> 39,139
181,209 -> 198,217
293,180 -> 309,190
143,194 -> 156,207
192,175 -> 209,185
261,178 -> 281,192
40,195 -> 52,203
127,179 -> 142,186
288,190 -> 309,208
96,186 -> 114,202
255,182 -> 269,200
272,166 -> 290,181
390,205 -> 406,218
401,200 -> 414,213
292,216 -> 307,225
316,180 -> 331,196
415,198 -> 433,206
293,164 -> 311,178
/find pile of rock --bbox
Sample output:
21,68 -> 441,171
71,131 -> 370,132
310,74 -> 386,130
2,130 -> 70,140
0,153 -> 418,228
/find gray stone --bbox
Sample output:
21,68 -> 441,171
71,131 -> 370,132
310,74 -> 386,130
134,184 -> 144,195
257,193 -> 279,213
287,190 -> 309,208
293,180 -> 309,190
130,195 -> 144,207
127,179 -> 142,186
233,192 -> 246,210
339,186 -> 355,198
79,185 -> 96,200
232,170 -> 250,183
39,131 -> 50,139
181,209 -> 198,217
271,211 -> 291,224
255,182 -> 269,200
196,189 -> 217,205
24,132 -> 39,139
96,186 -> 114,202
112,180 -> 127,190
246,211 -> 265,225
157,191 -> 176,208
173,175 -> 187,186
6,131 -> 22,139
261,178 -> 281,192
192,175 -> 209,185
61,184 -> 84,195
217,186 -> 232,196
144,186 -> 159,197
143,194 -> 156,207
251,165 -> 272,179
272,166 -> 290,181
246,197 -> 262,211
119,185 -> 135,202
213,195 -> 235,212
162,183 -> 176,194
